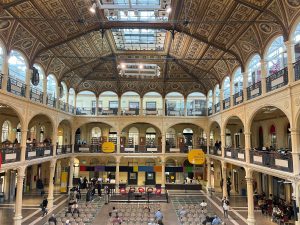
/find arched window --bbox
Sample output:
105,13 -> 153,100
293,22 -> 300,61
223,77 -> 230,99
8,50 -> 27,96
1,120 -> 10,142
187,92 -> 206,116
60,82 -> 67,102
165,92 -> 184,116
208,90 -> 213,115
91,127 -> 101,137
121,91 -> 140,115
99,91 -> 118,115
128,127 -> 139,146
47,74 -> 57,107
68,88 -> 75,113
166,128 -> 176,148
146,127 -> 156,146
266,36 -> 287,76
30,64 -> 44,103
143,92 -> 162,115
247,54 -> 261,86
233,67 -> 243,94
76,91 -> 96,115
214,85 -> 220,113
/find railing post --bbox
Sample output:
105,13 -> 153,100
285,40 -> 296,84
260,59 -> 267,95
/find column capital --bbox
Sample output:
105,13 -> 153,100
17,166 -> 26,178
285,40 -> 295,47
50,159 -> 57,168
244,132 -> 251,136
245,177 -> 254,183
221,161 -> 227,169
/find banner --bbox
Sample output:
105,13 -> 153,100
60,171 -> 68,193
188,149 -> 205,165
102,142 -> 115,153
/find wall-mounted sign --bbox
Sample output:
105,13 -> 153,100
188,149 -> 205,165
102,142 -> 115,153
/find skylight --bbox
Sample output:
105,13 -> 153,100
118,63 -> 161,77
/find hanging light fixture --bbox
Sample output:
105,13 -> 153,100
90,2 -> 97,13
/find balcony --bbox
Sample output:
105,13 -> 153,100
224,148 -> 245,161
56,145 -> 72,155
120,145 -> 162,153
208,107 -> 213,116
266,67 -> 288,92
7,77 -> 26,97
187,108 -> 207,116
68,105 -> 75,114
30,87 -> 43,103
143,108 -> 163,116
25,145 -> 53,160
74,144 -> 116,153
233,90 -> 243,106
0,145 -> 21,164
47,95 -> 56,108
209,147 -> 222,156
223,97 -> 230,110
214,103 -> 220,113
121,108 -> 139,116
59,101 -> 67,112
250,149 -> 293,172
166,109 -> 184,116
247,81 -> 261,100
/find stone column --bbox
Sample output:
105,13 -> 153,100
221,133 -> 226,157
292,182 -> 300,225
244,132 -> 251,163
219,89 -> 224,111
66,90 -> 69,111
140,97 -> 143,116
73,93 -> 77,114
207,132 -> 210,154
161,135 -> 166,154
260,59 -> 267,95
285,40 -> 295,84
290,129 -> 300,176
161,159 -> 166,188
212,90 -> 215,114
221,161 -> 227,198
184,96 -> 187,116
43,77 -> 47,104
95,95 -> 99,115
162,96 -> 166,116
47,159 -> 56,210
52,127 -> 57,157
206,158 -> 212,196
25,69 -> 32,99
71,129 -> 76,153
2,57 -> 8,92
245,168 -> 255,225
115,158 -> 120,190
118,96 -> 121,116
4,169 -> 11,201
230,78 -> 234,107
117,132 -> 120,154
14,166 -> 26,225
21,129 -> 28,161
68,157 -> 75,193
243,71 -> 248,101
56,83 -> 60,109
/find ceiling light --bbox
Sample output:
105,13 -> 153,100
90,3 -> 96,13
121,63 -> 126,69
139,64 -> 144,69
166,7 -> 171,13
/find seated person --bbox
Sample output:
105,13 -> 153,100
212,215 -> 222,225
272,205 -> 282,222
178,207 -> 187,219
112,216 -> 122,225
202,216 -> 214,225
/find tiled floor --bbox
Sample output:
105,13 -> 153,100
0,188 -> 295,225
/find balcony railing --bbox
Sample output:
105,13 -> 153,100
26,145 -> 53,160
98,107 -> 118,116
120,145 -> 162,153
225,148 -> 245,161
208,107 -> 213,116
214,102 -> 220,113
250,149 -> 293,172
143,108 -> 163,116
266,67 -> 288,92
121,108 -> 140,116
247,81 -> 261,100
56,145 -> 72,155
0,145 -> 21,164
233,90 -> 243,106
47,95 -> 56,108
30,87 -> 43,103
7,77 -> 26,97
209,147 -> 222,156
74,144 -> 116,153
187,108 -> 207,116
223,97 -> 230,110
59,101 -> 67,112
165,145 -> 207,153
166,109 -> 184,116
295,60 -> 300,81
69,105 -> 75,114
76,107 -> 96,115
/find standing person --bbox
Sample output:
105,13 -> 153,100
226,177 -> 231,197
200,199 -> 208,213
155,209 -> 163,224
104,186 -> 109,204
97,180 -> 102,197
223,199 -> 229,218
48,214 -> 57,225
41,196 -> 48,217
86,188 -> 92,205
83,177 -> 88,189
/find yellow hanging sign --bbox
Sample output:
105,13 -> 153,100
102,142 -> 115,153
188,149 -> 206,165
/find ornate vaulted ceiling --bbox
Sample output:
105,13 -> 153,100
0,0 -> 299,96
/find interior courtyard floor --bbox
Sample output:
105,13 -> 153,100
0,188 -> 290,225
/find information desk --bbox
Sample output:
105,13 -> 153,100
165,184 -> 202,191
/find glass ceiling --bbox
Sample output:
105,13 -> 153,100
112,28 -> 166,51
102,0 -> 171,51
118,63 -> 161,77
